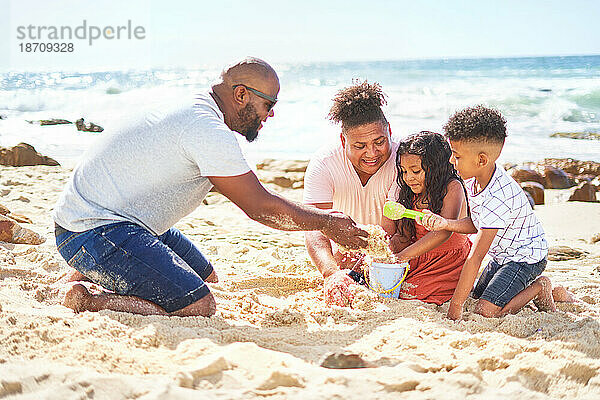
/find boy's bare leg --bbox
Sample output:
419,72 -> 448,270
63,284 -> 216,317
552,285 -> 577,302
475,276 -> 556,317
530,276 -> 556,312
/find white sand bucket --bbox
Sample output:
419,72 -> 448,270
366,262 -> 409,298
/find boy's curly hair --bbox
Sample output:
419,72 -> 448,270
328,80 -> 387,130
395,131 -> 465,241
443,105 -> 507,144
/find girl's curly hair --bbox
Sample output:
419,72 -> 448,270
328,80 -> 387,130
395,131 -> 465,241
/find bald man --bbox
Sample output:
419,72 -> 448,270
52,57 -> 367,317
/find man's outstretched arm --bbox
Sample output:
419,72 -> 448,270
208,171 -> 367,249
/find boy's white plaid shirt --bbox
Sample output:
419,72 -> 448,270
466,165 -> 548,265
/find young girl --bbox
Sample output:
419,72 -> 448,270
382,131 -> 471,305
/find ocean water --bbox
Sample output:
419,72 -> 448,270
1,55 -> 599,167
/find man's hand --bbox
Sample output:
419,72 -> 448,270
418,209 -> 449,232
324,269 -> 357,307
446,300 -> 463,321
321,211 -> 368,250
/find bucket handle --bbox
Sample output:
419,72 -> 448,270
365,265 -> 410,295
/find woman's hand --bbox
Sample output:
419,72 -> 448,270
323,269 -> 357,307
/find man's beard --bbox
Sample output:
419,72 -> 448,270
237,102 -> 261,142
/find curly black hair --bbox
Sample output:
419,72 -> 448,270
395,131 -> 465,241
328,80 -> 387,130
443,105 -> 507,144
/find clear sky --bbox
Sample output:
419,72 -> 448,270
2,0 -> 600,71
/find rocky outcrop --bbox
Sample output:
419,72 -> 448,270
27,119 -> 72,126
0,143 -> 59,167
0,215 -> 45,245
508,167 -> 545,186
520,182 -> 544,205
536,158 -> 600,178
537,166 -> 576,189
256,159 -> 308,189
75,118 -> 104,132
548,246 -> 587,261
257,171 -> 305,189
256,159 -> 308,173
0,203 -> 32,224
568,182 -> 598,202
551,132 -> 600,140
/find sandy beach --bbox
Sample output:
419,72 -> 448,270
1,163 -> 600,399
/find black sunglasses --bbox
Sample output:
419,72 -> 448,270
232,84 -> 277,110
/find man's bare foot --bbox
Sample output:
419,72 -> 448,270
552,285 -> 578,303
532,276 -> 557,312
63,284 -> 95,313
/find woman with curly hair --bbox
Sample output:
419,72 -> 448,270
304,80 -> 398,306
381,131 -> 472,305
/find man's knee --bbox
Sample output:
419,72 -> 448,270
171,293 -> 216,317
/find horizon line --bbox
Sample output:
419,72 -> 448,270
2,52 -> 599,74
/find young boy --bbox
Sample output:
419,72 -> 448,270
420,105 -> 554,320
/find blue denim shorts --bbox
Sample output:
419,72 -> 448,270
55,222 -> 213,313
471,257 -> 547,308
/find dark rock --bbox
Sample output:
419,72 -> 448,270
320,352 -> 374,369
538,158 -> 600,177
0,215 -> 45,244
550,132 -> 600,140
568,182 -> 598,202
0,143 -> 59,167
572,174 -> 596,184
0,114 -> 6,120
256,159 -> 308,173
27,118 -> 72,126
548,246 -> 587,261
0,204 -> 32,223
509,167 -> 545,186
523,191 -> 535,209
520,182 -> 544,205
257,170 -> 305,189
538,166 -> 575,189
75,118 -> 104,132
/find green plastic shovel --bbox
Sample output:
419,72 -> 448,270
383,201 -> 425,220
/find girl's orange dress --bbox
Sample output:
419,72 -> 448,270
399,211 -> 472,305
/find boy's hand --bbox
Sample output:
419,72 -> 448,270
446,300 -> 463,321
418,209 -> 449,231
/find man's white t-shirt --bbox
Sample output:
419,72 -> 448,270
466,164 -> 548,265
52,93 -> 251,235
303,141 -> 398,225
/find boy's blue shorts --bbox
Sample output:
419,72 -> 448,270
471,257 -> 547,308
55,222 -> 214,313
